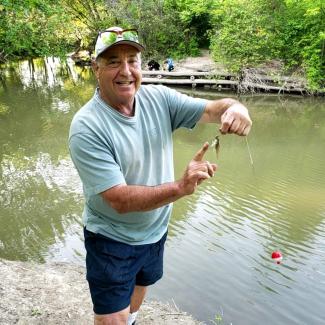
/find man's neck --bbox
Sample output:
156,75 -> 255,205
99,91 -> 135,117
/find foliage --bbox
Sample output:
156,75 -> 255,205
279,0 -> 325,90
164,0 -> 216,48
0,0 -> 75,60
105,0 -> 200,60
59,0 -> 113,50
210,0 -> 283,70
0,0 -> 324,90
209,0 -> 324,90
0,0 -> 201,62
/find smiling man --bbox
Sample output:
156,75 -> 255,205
69,26 -> 252,325
94,44 -> 142,116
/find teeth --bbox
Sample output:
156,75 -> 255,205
117,81 -> 132,84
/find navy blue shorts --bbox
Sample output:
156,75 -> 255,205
84,228 -> 167,315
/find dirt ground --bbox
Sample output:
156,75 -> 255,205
0,259 -> 203,325
152,49 -> 224,74
173,50 -> 218,73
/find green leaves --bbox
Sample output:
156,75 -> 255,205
208,0 -> 324,90
0,0 -> 323,91
0,1 -> 74,60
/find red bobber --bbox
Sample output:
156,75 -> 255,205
271,251 -> 283,264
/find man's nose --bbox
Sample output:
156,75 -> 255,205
119,60 -> 132,75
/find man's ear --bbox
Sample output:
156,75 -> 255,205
92,59 -> 99,78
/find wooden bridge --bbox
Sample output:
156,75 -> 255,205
141,70 -> 308,95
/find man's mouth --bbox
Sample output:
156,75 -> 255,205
116,81 -> 133,85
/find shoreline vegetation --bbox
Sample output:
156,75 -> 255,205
71,50 -> 321,96
1,1 -> 323,92
0,259 -> 203,325
1,49 -> 321,96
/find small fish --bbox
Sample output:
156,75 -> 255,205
210,135 -> 220,159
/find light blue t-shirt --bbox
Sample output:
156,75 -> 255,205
69,84 -> 207,245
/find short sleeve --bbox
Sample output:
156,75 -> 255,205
69,133 -> 126,197
164,86 -> 207,131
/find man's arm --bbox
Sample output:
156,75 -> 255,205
199,98 -> 252,136
101,143 -> 216,214
101,98 -> 252,214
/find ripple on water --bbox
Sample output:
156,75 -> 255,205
168,173 -> 325,322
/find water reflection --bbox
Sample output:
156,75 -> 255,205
0,57 -> 91,262
0,152 -> 83,261
1,57 -> 92,89
0,58 -> 325,324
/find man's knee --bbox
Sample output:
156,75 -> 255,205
94,306 -> 129,325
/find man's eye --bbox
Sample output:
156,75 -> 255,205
105,60 -> 120,67
129,59 -> 139,65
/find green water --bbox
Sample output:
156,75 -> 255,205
1,58 -> 325,324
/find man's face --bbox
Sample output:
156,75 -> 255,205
93,44 -> 142,109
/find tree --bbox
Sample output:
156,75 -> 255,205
106,0 -> 200,59
279,0 -> 324,90
0,0 -> 75,60
209,0 -> 284,71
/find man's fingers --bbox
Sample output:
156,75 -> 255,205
207,161 -> 217,177
242,124 -> 252,136
190,162 -> 218,181
188,161 -> 216,175
220,118 -> 252,136
219,112 -> 234,134
230,119 -> 242,134
220,107 -> 252,136
237,124 -> 247,136
193,142 -> 210,161
195,171 -> 211,184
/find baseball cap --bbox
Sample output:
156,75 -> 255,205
94,27 -> 145,59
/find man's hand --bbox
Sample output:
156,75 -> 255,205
177,142 -> 217,196
219,102 -> 252,136
199,98 -> 252,136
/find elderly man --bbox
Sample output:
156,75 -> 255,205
69,27 -> 252,325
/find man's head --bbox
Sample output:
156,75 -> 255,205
92,27 -> 144,111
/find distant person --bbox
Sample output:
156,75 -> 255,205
147,59 -> 160,71
69,26 -> 252,325
164,58 -> 174,72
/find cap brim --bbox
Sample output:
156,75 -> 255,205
96,40 -> 145,58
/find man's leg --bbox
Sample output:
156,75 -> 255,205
94,306 -> 129,325
84,229 -> 135,325
128,231 -> 167,324
130,285 -> 147,313
84,228 -> 166,325
125,286 -> 147,325
93,286 -> 147,325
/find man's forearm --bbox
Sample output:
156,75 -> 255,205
101,182 -> 185,214
101,143 -> 217,214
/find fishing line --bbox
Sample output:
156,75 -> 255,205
236,94 -> 254,168
245,136 -> 254,166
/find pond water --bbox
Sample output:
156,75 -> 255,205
1,58 -> 325,324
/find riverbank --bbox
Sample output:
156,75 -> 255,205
72,49 -> 317,95
151,50 -> 313,95
0,259 -> 203,325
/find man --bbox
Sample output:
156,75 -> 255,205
69,27 -> 252,325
